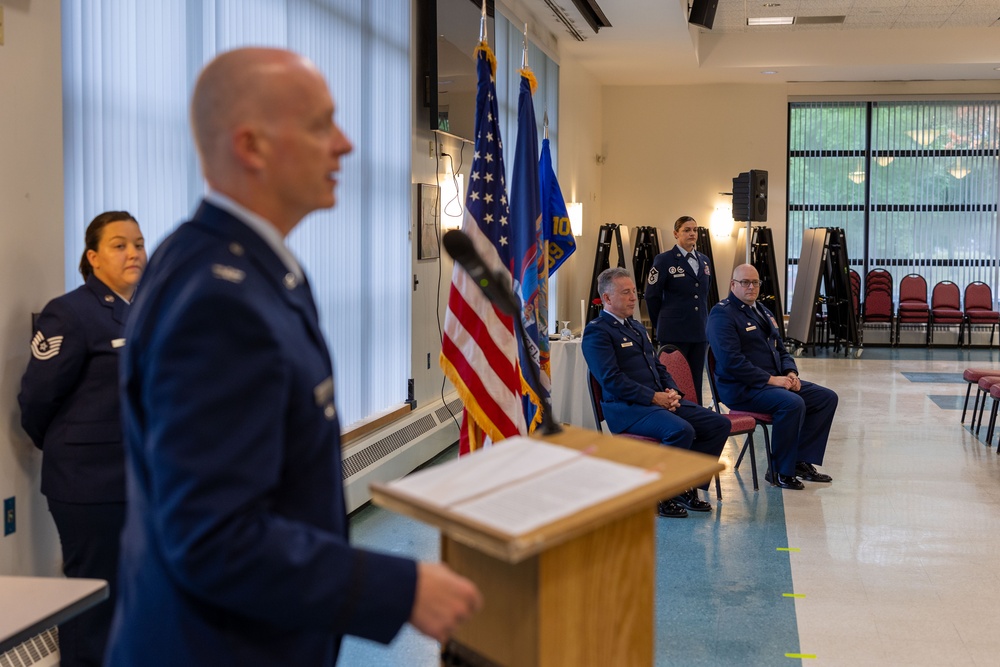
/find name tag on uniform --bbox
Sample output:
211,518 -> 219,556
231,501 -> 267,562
314,376 -> 336,421
745,325 -> 757,331
620,341 -> 633,348
111,338 -> 126,348
672,273 -> 685,278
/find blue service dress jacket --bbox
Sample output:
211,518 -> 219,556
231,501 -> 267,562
18,274 -> 130,504
705,293 -> 797,405
106,201 -> 417,667
644,247 -> 712,343
581,311 -> 682,433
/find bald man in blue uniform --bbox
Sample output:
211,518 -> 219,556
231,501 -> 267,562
106,48 -> 480,667
645,216 -> 712,405
583,267 -> 730,518
706,264 -> 838,490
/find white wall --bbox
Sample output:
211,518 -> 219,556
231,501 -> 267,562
598,84 -> 789,303
0,0 -> 64,576
552,56 -> 603,333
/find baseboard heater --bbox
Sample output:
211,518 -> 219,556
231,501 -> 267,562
342,394 -> 462,513
0,627 -> 60,667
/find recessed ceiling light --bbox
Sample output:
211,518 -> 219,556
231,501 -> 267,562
762,3 -> 781,6
995,67 -> 1000,71
761,70 -> 778,75
748,16 -> 794,25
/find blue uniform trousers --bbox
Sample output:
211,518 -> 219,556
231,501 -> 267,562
621,399 -> 730,489
728,381 -> 838,477
48,499 -> 125,667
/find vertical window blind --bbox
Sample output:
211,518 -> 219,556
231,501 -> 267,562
788,100 -> 1000,308
62,0 -> 411,428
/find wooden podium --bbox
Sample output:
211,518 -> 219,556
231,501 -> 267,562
370,425 -> 723,667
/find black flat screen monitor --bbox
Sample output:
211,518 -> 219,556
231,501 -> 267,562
418,0 -> 495,138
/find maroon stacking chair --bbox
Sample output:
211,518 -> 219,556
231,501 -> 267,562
929,280 -> 964,346
657,346 -> 723,499
971,375 -> 1000,437
964,282 -> 1000,349
962,368 -> 1000,424
705,346 -> 775,490
849,269 -> 862,345
895,273 -> 930,345
985,384 -> 1000,451
862,269 -> 894,344
587,373 -> 658,444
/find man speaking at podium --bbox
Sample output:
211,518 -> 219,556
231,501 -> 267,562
106,48 -> 481,666
582,267 -> 730,518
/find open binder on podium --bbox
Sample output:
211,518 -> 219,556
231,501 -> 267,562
370,425 -> 722,667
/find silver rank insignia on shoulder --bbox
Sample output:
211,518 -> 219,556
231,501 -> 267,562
111,338 -> 126,348
31,331 -> 64,360
211,264 -> 245,284
647,267 -> 658,285
229,242 -> 244,256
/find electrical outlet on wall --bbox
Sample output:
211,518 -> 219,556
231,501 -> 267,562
4,497 -> 14,536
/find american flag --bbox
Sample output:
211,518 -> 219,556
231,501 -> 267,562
440,43 -> 527,454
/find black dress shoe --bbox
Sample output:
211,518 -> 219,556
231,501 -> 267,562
764,471 -> 805,490
795,461 -> 832,482
674,490 -> 711,512
657,500 -> 688,518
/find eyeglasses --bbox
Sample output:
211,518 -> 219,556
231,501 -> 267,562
734,279 -> 762,288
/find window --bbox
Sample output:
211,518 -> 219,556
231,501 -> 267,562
787,100 -> 1000,307
63,0 -> 410,428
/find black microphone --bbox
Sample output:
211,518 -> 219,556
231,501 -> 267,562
442,229 -> 520,317
442,228 -> 562,435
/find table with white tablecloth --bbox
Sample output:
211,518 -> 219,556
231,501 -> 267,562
549,338 -> 598,431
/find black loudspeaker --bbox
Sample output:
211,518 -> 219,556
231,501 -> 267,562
688,0 -> 719,30
732,170 -> 768,222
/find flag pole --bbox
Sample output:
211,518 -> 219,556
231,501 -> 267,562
522,23 -> 529,69
479,0 -> 487,43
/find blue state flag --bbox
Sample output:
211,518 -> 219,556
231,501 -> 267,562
539,137 -> 576,274
509,70 -> 549,431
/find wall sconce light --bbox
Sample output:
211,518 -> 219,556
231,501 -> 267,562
874,156 -> 894,167
906,129 -> 939,146
710,204 -> 734,238
440,173 -> 464,230
848,170 -> 866,184
567,201 -> 583,237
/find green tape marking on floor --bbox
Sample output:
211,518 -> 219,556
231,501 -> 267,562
785,653 -> 816,659
776,547 -> 800,552
782,593 -> 806,598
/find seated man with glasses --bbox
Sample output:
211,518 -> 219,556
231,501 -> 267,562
706,264 -> 838,490
582,267 -> 730,518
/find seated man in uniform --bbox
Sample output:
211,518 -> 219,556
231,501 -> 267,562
706,263 -> 838,490
582,267 -> 730,518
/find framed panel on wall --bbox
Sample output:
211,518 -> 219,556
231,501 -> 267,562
418,183 -> 441,260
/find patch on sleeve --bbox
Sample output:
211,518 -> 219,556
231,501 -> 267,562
31,331 -> 64,360
647,267 -> 658,285
211,264 -> 246,284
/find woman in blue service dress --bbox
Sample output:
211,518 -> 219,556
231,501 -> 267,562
18,211 -> 147,667
645,215 -> 713,405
